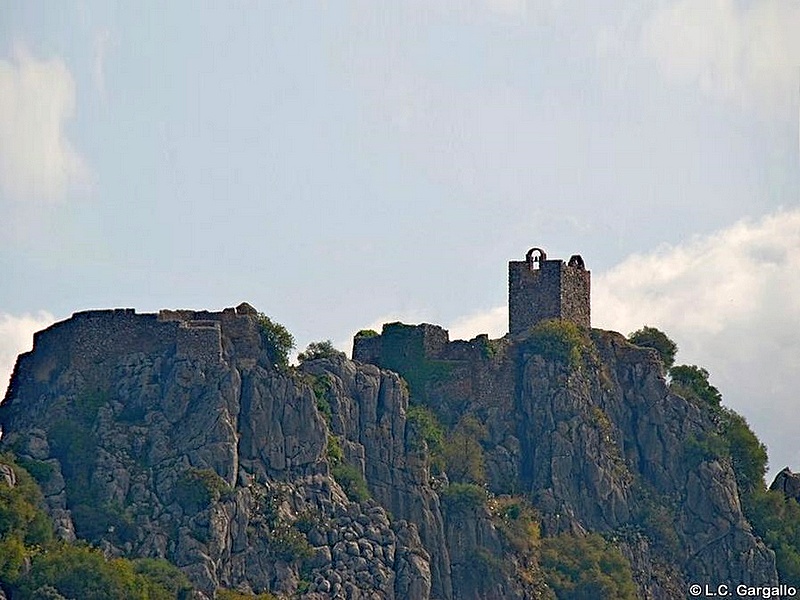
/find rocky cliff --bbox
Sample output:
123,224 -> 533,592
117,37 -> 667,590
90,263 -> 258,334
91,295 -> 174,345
0,305 -> 781,598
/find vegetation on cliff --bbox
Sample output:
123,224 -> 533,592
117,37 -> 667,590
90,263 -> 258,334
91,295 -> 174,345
255,312 -> 295,369
628,326 -> 677,370
630,327 -> 800,586
0,453 -> 194,599
3,308 -> 800,599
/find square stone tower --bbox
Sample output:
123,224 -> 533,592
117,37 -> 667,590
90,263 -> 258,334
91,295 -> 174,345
508,247 -> 591,334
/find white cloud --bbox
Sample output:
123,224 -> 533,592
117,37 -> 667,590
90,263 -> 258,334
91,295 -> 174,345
0,311 -> 56,398
447,306 -> 507,341
641,0 -> 800,114
0,46 -> 89,203
594,208 -> 800,477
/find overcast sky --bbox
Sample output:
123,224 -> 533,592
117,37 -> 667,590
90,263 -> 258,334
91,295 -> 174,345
1,1 -> 798,479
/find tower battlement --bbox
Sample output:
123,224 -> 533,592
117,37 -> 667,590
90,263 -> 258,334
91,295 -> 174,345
508,247 -> 590,334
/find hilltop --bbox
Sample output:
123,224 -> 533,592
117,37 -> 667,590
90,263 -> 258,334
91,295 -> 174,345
0,299 -> 793,599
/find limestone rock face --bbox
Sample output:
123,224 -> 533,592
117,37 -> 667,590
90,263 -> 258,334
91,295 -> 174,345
0,309 -> 780,599
0,308 -> 434,599
770,467 -> 800,501
355,323 -> 779,598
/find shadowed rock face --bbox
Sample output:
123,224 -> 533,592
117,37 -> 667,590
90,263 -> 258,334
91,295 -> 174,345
771,468 -> 800,501
0,308 -> 780,599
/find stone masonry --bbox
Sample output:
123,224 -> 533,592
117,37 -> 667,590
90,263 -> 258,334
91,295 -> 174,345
508,247 -> 590,334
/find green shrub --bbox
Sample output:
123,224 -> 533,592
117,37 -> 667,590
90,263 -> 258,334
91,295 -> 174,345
440,482 -> 488,512
0,535 -> 27,584
354,329 -> 379,339
70,501 -> 136,546
743,488 -> 800,585
312,375 -> 334,423
331,463 -> 370,502
406,405 -> 445,454
540,533 -> 637,600
684,432 -> 729,467
326,434 -> 344,466
722,408 -> 767,495
269,523 -> 313,562
15,458 -> 55,486
298,340 -> 345,362
255,313 -> 295,370
132,558 -> 193,599
0,455 -> 53,546
443,415 -> 487,485
628,326 -> 677,370
523,320 -> 584,367
670,365 -> 722,407
174,468 -> 231,513
490,496 -> 540,557
16,543 -> 176,600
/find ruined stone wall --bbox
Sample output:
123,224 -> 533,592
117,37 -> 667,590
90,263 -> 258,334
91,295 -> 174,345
4,306 -> 264,405
508,257 -> 590,333
559,265 -> 590,329
352,335 -> 381,365
161,307 -> 262,366
24,310 -> 179,386
176,321 -> 223,363
352,323 -> 450,364
508,260 -> 563,334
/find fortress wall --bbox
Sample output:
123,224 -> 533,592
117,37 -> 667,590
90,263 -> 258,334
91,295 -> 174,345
508,260 -> 563,334
559,267 -> 591,329
176,322 -> 223,363
352,335 -> 381,364
51,310 -> 178,371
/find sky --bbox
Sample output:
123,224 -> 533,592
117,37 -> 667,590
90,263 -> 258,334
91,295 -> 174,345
1,2 -> 798,479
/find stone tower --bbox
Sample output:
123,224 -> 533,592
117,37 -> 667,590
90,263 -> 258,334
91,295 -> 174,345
508,247 -> 590,334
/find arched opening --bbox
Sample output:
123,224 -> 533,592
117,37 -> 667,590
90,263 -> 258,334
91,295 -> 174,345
525,247 -> 546,270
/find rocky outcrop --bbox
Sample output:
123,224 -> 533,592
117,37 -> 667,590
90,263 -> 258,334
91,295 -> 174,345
0,308 -> 781,598
1,308 -> 438,598
355,322 -> 779,597
770,467 -> 800,502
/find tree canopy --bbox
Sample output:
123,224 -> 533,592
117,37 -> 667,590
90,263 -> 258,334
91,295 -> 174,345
255,313 -> 295,369
298,340 -> 345,362
628,326 -> 677,370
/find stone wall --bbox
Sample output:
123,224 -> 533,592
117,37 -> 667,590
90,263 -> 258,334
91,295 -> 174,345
21,309 -> 179,387
5,305 -> 265,406
176,321 -> 223,363
559,262 -> 591,329
353,323 -> 450,364
508,254 -> 590,334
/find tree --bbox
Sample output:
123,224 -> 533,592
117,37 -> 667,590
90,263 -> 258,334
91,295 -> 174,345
298,340 -> 345,362
669,365 -> 722,407
255,313 -> 295,369
540,533 -> 637,600
722,408 -> 767,495
628,326 -> 677,370
443,415 -> 487,484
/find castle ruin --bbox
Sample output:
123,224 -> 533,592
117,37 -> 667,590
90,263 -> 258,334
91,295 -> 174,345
508,247 -> 590,334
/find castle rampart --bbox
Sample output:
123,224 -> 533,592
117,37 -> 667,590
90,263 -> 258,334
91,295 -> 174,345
9,304 -> 268,396
176,321 -> 223,363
